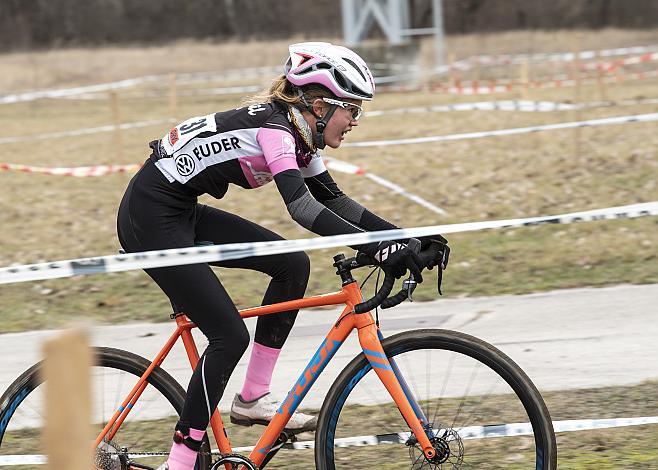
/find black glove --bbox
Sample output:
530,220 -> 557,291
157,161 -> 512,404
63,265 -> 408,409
366,241 -> 424,282
417,235 -> 450,270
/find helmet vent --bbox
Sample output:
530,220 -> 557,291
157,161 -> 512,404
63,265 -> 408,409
297,66 -> 314,76
343,57 -> 367,82
332,70 -> 348,90
351,84 -> 372,99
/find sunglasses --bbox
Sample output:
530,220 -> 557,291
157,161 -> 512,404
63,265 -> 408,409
322,97 -> 364,121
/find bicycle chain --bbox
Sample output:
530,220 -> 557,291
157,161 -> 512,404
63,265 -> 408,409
98,450 -> 217,457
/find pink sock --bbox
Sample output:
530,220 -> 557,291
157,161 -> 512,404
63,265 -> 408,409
240,342 -> 281,402
166,428 -> 205,470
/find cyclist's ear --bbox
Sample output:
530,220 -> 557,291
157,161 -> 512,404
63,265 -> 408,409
311,99 -> 327,119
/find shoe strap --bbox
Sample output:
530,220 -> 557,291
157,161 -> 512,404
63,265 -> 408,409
173,430 -> 203,452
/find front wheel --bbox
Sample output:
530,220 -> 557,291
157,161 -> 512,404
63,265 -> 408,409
315,329 -> 557,469
0,346 -> 212,469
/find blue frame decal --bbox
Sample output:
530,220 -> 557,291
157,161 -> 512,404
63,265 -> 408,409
256,336 -> 343,455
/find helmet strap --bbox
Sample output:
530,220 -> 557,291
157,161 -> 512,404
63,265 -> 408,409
313,105 -> 337,150
296,89 -> 337,150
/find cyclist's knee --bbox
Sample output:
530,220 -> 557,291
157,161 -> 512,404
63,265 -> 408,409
284,251 -> 311,282
233,323 -> 251,355
207,321 -> 250,360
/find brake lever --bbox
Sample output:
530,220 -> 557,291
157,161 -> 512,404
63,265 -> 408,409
402,278 -> 416,302
403,238 -> 422,301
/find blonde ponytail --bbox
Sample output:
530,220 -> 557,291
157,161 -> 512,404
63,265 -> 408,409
242,75 -> 335,109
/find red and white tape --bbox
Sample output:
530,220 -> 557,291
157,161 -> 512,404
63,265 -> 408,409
3,44 -> 656,105
0,158 -> 447,215
451,44 -> 658,69
380,69 -> 658,95
0,162 -> 141,177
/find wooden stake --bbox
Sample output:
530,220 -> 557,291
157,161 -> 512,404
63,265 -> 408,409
520,59 -> 529,100
169,73 -> 178,123
110,90 -> 124,161
447,52 -> 458,90
43,329 -> 93,470
596,52 -> 608,101
572,34 -> 583,159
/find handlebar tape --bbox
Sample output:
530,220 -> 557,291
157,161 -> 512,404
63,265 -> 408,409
354,268 -> 395,314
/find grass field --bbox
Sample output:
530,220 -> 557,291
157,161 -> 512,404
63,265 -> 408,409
3,380 -> 656,468
0,31 -> 657,468
1,29 -> 657,332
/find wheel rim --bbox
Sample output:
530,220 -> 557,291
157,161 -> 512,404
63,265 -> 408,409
322,335 -> 551,469
0,361 -> 183,469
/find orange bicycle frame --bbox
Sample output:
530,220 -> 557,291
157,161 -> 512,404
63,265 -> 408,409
93,279 -> 438,467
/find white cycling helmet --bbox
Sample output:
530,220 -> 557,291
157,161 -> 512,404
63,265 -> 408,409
284,42 -> 375,101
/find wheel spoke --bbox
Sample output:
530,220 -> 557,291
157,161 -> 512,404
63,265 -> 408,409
316,330 -> 556,469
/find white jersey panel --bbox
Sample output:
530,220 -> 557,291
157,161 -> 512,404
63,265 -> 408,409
156,128 -> 261,184
299,152 -> 327,178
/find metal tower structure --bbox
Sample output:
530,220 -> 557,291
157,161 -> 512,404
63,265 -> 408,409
341,0 -> 445,67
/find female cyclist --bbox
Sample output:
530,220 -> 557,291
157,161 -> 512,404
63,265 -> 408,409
117,41 -> 447,470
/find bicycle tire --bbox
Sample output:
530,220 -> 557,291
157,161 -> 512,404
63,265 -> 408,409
315,329 -> 557,470
0,346 -> 212,469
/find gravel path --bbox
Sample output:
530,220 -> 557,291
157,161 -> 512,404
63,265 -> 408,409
1,283 -> 656,410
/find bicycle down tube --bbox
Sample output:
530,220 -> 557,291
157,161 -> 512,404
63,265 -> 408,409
92,278 -> 438,467
239,281 -> 438,466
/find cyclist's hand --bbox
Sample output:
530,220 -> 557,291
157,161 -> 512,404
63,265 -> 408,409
367,241 -> 424,282
418,235 -> 450,270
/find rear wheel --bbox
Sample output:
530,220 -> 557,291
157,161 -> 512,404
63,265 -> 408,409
315,329 -> 557,469
0,347 -> 212,469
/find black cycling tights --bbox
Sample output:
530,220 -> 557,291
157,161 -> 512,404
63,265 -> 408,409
118,180 -> 309,429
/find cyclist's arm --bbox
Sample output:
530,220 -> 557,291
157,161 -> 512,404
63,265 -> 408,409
257,125 -> 379,254
273,169 -> 381,254
305,170 -> 399,231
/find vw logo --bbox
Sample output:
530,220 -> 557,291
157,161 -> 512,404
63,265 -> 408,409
175,154 -> 195,176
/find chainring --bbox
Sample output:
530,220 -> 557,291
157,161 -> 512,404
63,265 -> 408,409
211,452 -> 259,470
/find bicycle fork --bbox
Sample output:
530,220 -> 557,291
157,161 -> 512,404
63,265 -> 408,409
357,317 -> 438,462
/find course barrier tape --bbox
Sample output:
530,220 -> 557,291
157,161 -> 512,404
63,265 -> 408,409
363,173 -> 447,215
448,51 -> 658,82
580,51 -> 658,72
255,415 -> 658,453
3,44 -> 657,105
0,119 -> 169,145
48,65 -> 658,101
0,157 -> 447,216
3,106 -> 656,150
451,43 -> 658,69
0,68 -> 410,105
380,68 -> 658,95
343,112 -> 658,148
0,162 -> 142,177
366,100 -> 577,116
1,415 -> 655,464
0,100 -> 587,145
0,67 -> 281,105
1,201 -> 655,286
59,85 -> 263,101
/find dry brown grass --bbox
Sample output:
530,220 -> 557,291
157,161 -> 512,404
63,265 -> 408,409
0,29 -> 657,332
2,29 -> 657,92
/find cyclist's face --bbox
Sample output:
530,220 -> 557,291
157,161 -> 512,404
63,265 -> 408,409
312,98 -> 362,149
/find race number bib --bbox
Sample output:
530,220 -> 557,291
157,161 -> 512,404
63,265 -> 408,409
161,114 -> 217,155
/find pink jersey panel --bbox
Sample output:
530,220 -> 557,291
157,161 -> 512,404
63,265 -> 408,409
256,127 -> 299,175
238,155 -> 274,188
